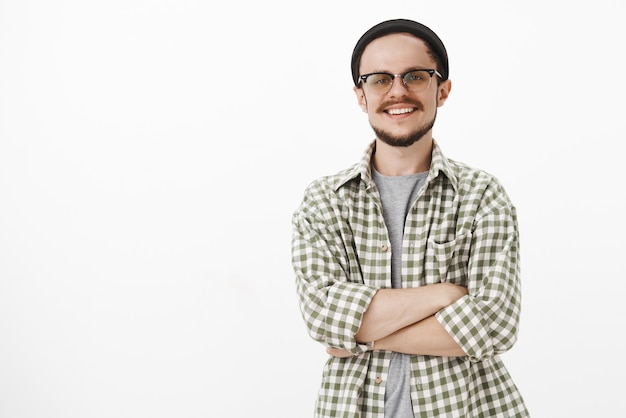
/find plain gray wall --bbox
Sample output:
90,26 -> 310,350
1,0 -> 624,416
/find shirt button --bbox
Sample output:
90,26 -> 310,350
381,244 -> 389,252
375,377 -> 383,384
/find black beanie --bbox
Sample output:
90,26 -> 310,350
351,19 -> 449,85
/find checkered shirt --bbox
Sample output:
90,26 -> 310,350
291,140 -> 529,417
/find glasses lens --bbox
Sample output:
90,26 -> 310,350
364,73 -> 393,92
403,70 -> 431,92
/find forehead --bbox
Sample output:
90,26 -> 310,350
359,32 -> 435,72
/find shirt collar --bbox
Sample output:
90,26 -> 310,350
331,139 -> 458,192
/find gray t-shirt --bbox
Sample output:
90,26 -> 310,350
372,166 -> 428,418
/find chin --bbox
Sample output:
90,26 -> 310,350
374,127 -> 432,147
377,134 -> 424,148
372,119 -> 436,148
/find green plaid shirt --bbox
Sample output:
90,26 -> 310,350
291,140 -> 529,417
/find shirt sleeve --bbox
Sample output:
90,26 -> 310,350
291,180 -> 378,355
435,182 -> 522,362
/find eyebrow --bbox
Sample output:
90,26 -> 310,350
364,66 -> 432,74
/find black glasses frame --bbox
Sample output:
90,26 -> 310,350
358,69 -> 442,92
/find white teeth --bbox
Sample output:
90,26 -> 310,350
387,108 -> 414,115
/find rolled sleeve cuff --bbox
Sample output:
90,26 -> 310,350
435,295 -> 494,361
326,281 -> 379,354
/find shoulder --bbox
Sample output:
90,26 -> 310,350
448,158 -> 499,186
292,163 -> 361,222
445,158 -> 514,210
302,163 -> 362,200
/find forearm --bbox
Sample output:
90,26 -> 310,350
374,315 -> 466,357
355,283 -> 467,343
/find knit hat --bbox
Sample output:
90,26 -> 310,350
351,19 -> 449,85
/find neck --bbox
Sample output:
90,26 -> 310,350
372,137 -> 433,176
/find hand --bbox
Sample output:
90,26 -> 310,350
326,347 -> 355,358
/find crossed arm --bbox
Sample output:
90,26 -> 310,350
326,283 -> 468,358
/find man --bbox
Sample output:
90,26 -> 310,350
291,19 -> 529,417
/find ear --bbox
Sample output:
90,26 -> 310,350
436,79 -> 452,107
353,86 -> 368,113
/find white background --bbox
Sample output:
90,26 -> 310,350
1,1 -> 625,417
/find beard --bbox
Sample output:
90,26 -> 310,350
367,95 -> 438,147
371,109 -> 437,147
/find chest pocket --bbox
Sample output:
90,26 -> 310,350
425,231 -> 472,285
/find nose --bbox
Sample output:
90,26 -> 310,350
388,74 -> 409,97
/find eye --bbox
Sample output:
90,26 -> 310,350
406,71 -> 426,81
367,74 -> 392,86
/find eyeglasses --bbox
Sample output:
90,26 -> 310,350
358,69 -> 442,94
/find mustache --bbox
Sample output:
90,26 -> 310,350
376,98 -> 423,113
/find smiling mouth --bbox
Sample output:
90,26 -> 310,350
386,107 -> 415,115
